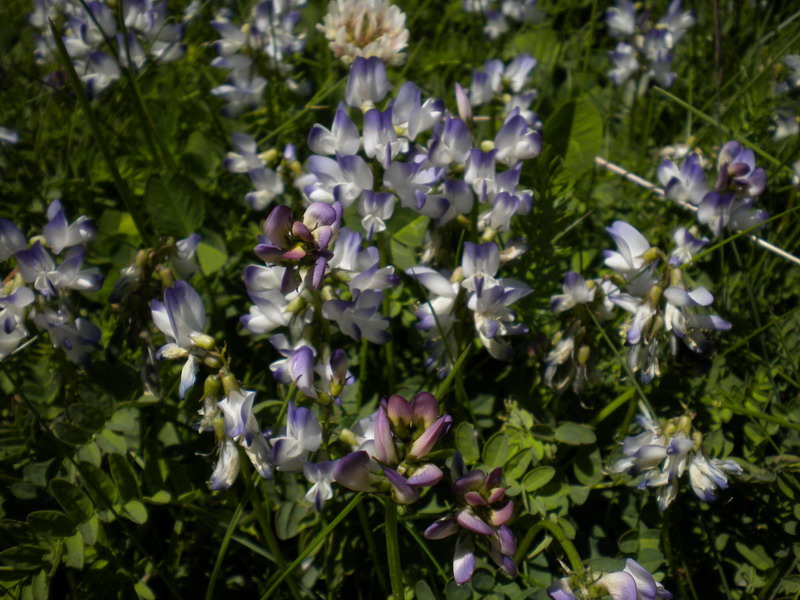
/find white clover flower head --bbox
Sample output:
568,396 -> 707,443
317,0 -> 409,66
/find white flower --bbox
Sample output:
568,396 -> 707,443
317,0 -> 409,66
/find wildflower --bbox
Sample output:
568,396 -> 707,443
318,0 -> 409,66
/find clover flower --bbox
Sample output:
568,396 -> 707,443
318,0 -> 409,66
610,411 -> 743,510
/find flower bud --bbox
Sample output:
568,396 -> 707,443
204,374 -> 222,400
190,332 -> 215,350
643,247 -> 662,263
480,140 -> 496,152
204,355 -> 222,368
221,373 -> 239,396
577,345 -> 591,365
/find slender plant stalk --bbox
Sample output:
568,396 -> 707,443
357,501 -> 390,595
513,519 -> 584,585
384,500 -> 404,600
48,19 -> 152,245
260,493 -> 364,600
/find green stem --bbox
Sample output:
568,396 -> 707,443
357,502 -> 390,595
48,19 -> 152,245
514,519 -> 584,585
252,481 -> 304,600
384,501 -> 404,600
205,472 -> 259,600
260,493 -> 364,600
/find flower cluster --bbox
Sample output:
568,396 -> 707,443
211,1 -> 307,116
1,201 -> 102,363
467,54 -> 541,125
773,54 -> 800,140
658,140 -> 768,236
318,0 -> 409,66
222,134 -> 299,211
610,410 -> 743,511
606,0 -> 694,89
548,558 -> 672,600
462,0 -> 538,41
30,0 -> 185,96
335,391 -> 451,504
545,220 -> 730,388
424,452 -> 516,585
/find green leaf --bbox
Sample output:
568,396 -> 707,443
27,511 -> 75,540
390,213 -> 429,270
735,541 -> 775,570
109,454 -> 139,502
78,516 -> 99,546
197,239 -> 228,276
52,422 -> 91,446
454,422 -> 480,464
471,569 -> 495,592
0,545 -> 47,570
77,462 -> 119,518
64,533 -> 84,569
134,582 -> 156,600
49,480 -> 93,524
144,174 -> 205,237
67,404 -> 105,433
96,429 -> 127,455
543,97 -> 602,184
144,491 -> 172,505
122,501 -> 148,525
522,466 -> 556,492
554,422 -> 597,445
482,432 -> 510,468
414,580 -> 436,600
505,449 -> 534,480
275,501 -> 311,540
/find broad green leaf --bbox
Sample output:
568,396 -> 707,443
27,511 -> 75,540
67,404 -> 105,433
554,422 -> 596,445
0,545 -> 47,570
522,466 -> 556,492
454,422 -> 480,464
144,491 -> 172,505
390,213 -> 429,270
123,501 -> 148,525
134,582 -> 156,600
109,454 -> 139,502
482,432 -> 510,468
414,580 -> 436,600
144,174 -> 205,237
471,569 -> 495,592
49,480 -> 93,524
275,501 -> 311,540
543,97 -> 602,184
64,533 -> 84,569
96,429 -> 127,455
53,422 -> 91,446
77,462 -> 119,517
78,516 -> 99,546
505,449 -> 534,480
197,238 -> 228,276
736,541 -> 775,570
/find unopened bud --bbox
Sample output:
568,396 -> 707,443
221,373 -> 239,396
643,247 -> 662,263
329,380 -> 344,398
577,345 -> 591,365
481,227 -> 497,242
669,268 -> 684,287
339,428 -> 357,448
204,355 -> 222,368
286,295 -> 307,313
480,140 -> 495,152
190,332 -> 215,350
676,415 -> 693,434
204,375 -> 222,400
156,264 -> 175,288
212,413 -> 226,440
647,284 -> 663,305
134,249 -> 148,268
259,148 -> 279,164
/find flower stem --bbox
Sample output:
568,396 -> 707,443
384,500 -> 404,600
514,519 -> 584,585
